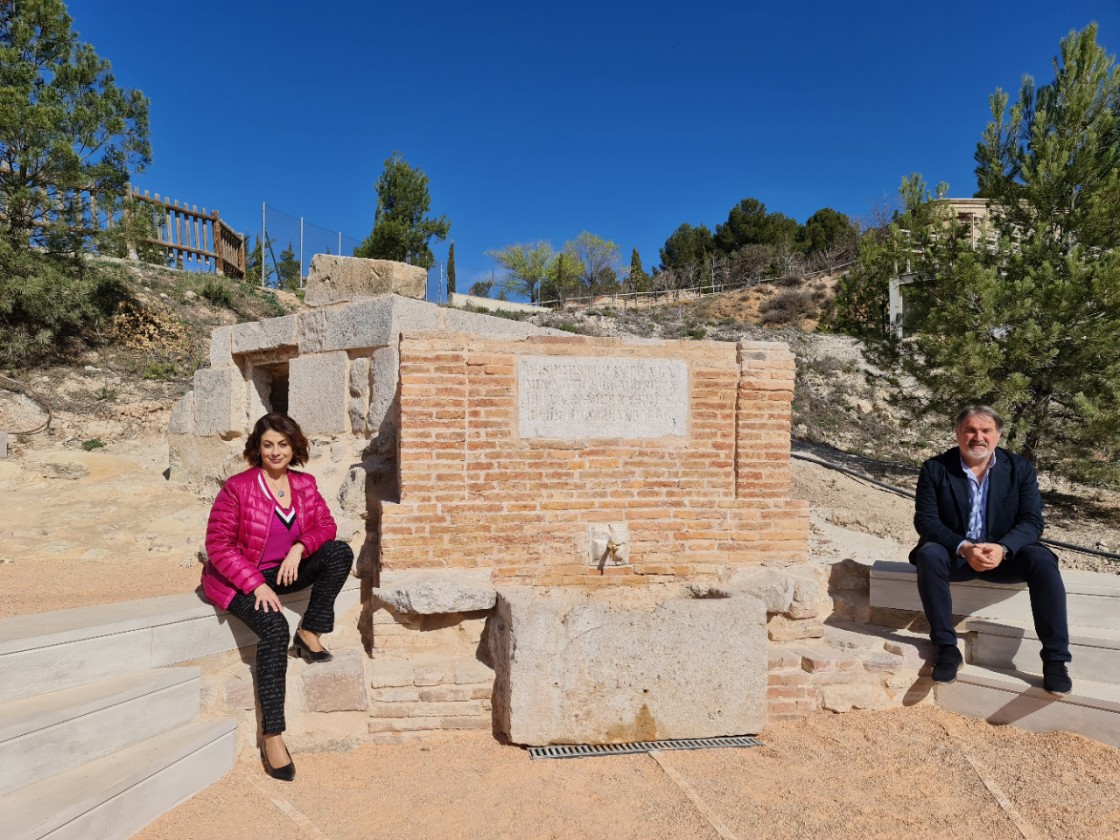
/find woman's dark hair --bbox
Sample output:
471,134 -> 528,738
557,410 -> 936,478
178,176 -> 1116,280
243,413 -> 310,468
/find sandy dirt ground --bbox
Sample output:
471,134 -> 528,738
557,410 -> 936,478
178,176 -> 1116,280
135,706 -> 1120,840
4,399 -> 1120,838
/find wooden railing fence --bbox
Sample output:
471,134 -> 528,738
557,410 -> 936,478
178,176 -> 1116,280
122,187 -> 246,279
0,163 -> 246,280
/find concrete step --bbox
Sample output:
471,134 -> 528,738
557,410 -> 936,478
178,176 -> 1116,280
0,668 -> 201,798
870,560 -> 1120,628
0,717 -> 236,840
967,618 -> 1120,686
936,663 -> 1120,749
0,576 -> 360,703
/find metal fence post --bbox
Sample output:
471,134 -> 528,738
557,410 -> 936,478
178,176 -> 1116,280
261,201 -> 267,287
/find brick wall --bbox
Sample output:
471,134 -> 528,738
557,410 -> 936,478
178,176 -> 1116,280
378,333 -> 808,585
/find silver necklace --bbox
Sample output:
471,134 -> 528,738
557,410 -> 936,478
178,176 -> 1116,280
266,473 -> 288,498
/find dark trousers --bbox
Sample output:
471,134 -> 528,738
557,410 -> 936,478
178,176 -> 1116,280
913,542 -> 1071,663
225,540 -> 353,734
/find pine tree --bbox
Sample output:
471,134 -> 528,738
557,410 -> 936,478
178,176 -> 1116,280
0,0 -> 150,254
276,242 -> 301,291
838,25 -> 1120,479
628,247 -> 651,293
356,151 -> 450,269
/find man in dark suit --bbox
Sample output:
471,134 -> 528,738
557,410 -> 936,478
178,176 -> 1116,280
910,405 -> 1072,693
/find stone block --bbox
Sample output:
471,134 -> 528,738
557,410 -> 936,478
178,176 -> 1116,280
861,651 -> 906,673
223,671 -> 255,710
246,366 -> 271,421
830,558 -> 871,591
299,297 -> 400,353
726,568 -> 794,614
442,716 -> 491,730
454,660 -> 494,685
348,356 -> 371,433
167,393 -> 194,435
209,326 -> 235,369
305,256 -> 426,307
192,368 -> 246,436
767,615 -> 825,641
820,683 -> 890,713
231,315 -> 298,355
373,569 -> 496,614
0,431 -> 6,459
371,687 -> 421,703
419,686 -> 476,702
413,662 -> 452,687
369,345 -> 399,441
301,649 -> 368,712
288,352 -> 349,434
884,636 -> 938,669
491,585 -> 767,746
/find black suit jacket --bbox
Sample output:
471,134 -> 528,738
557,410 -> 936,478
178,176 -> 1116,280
909,446 -> 1047,565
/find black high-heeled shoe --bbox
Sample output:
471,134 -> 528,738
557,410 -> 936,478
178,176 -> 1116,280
292,628 -> 333,663
260,742 -> 296,781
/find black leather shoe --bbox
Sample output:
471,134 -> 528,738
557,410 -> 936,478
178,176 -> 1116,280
1043,662 -> 1072,694
932,644 -> 963,683
260,743 -> 295,781
292,628 -> 333,663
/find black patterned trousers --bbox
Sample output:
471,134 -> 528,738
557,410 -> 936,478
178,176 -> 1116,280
225,540 -> 353,734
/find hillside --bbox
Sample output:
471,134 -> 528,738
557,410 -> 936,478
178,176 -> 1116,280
1,264 -> 1117,619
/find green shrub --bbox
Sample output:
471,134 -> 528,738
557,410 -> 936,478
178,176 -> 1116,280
0,242 -> 133,365
200,279 -> 234,308
81,438 -> 106,451
143,360 -> 182,380
95,386 -> 117,401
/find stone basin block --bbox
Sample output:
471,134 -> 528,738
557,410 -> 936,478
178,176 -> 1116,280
373,570 -> 496,614
491,585 -> 767,746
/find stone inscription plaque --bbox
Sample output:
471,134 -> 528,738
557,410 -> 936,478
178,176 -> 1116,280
518,356 -> 688,439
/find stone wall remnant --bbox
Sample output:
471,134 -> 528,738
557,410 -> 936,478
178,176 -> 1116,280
305,255 -> 426,307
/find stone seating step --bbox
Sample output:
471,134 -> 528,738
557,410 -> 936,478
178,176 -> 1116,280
0,577 -> 360,704
966,618 -> 1120,686
869,561 -> 1120,628
936,663 -> 1120,749
0,717 -> 236,840
0,667 -> 200,798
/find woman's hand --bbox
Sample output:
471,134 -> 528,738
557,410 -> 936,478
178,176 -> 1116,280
276,543 -> 305,587
253,582 -> 283,612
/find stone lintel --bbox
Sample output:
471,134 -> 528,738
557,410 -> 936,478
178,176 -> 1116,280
232,315 -> 298,356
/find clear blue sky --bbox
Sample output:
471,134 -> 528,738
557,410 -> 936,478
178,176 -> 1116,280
71,1 -> 1120,297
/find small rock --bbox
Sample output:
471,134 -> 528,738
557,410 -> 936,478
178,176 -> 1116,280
40,462 -> 89,480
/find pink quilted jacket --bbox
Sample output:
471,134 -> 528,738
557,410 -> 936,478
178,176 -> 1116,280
201,467 -> 337,609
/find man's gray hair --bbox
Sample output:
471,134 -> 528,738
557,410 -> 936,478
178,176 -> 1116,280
953,405 -> 1004,431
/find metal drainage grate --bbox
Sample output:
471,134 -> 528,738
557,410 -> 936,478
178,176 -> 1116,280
527,735 -> 763,760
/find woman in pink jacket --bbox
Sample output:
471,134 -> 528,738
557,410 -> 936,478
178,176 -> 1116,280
202,413 -> 353,781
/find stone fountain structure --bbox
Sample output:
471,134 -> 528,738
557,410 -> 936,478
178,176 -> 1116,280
169,255 -> 811,746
